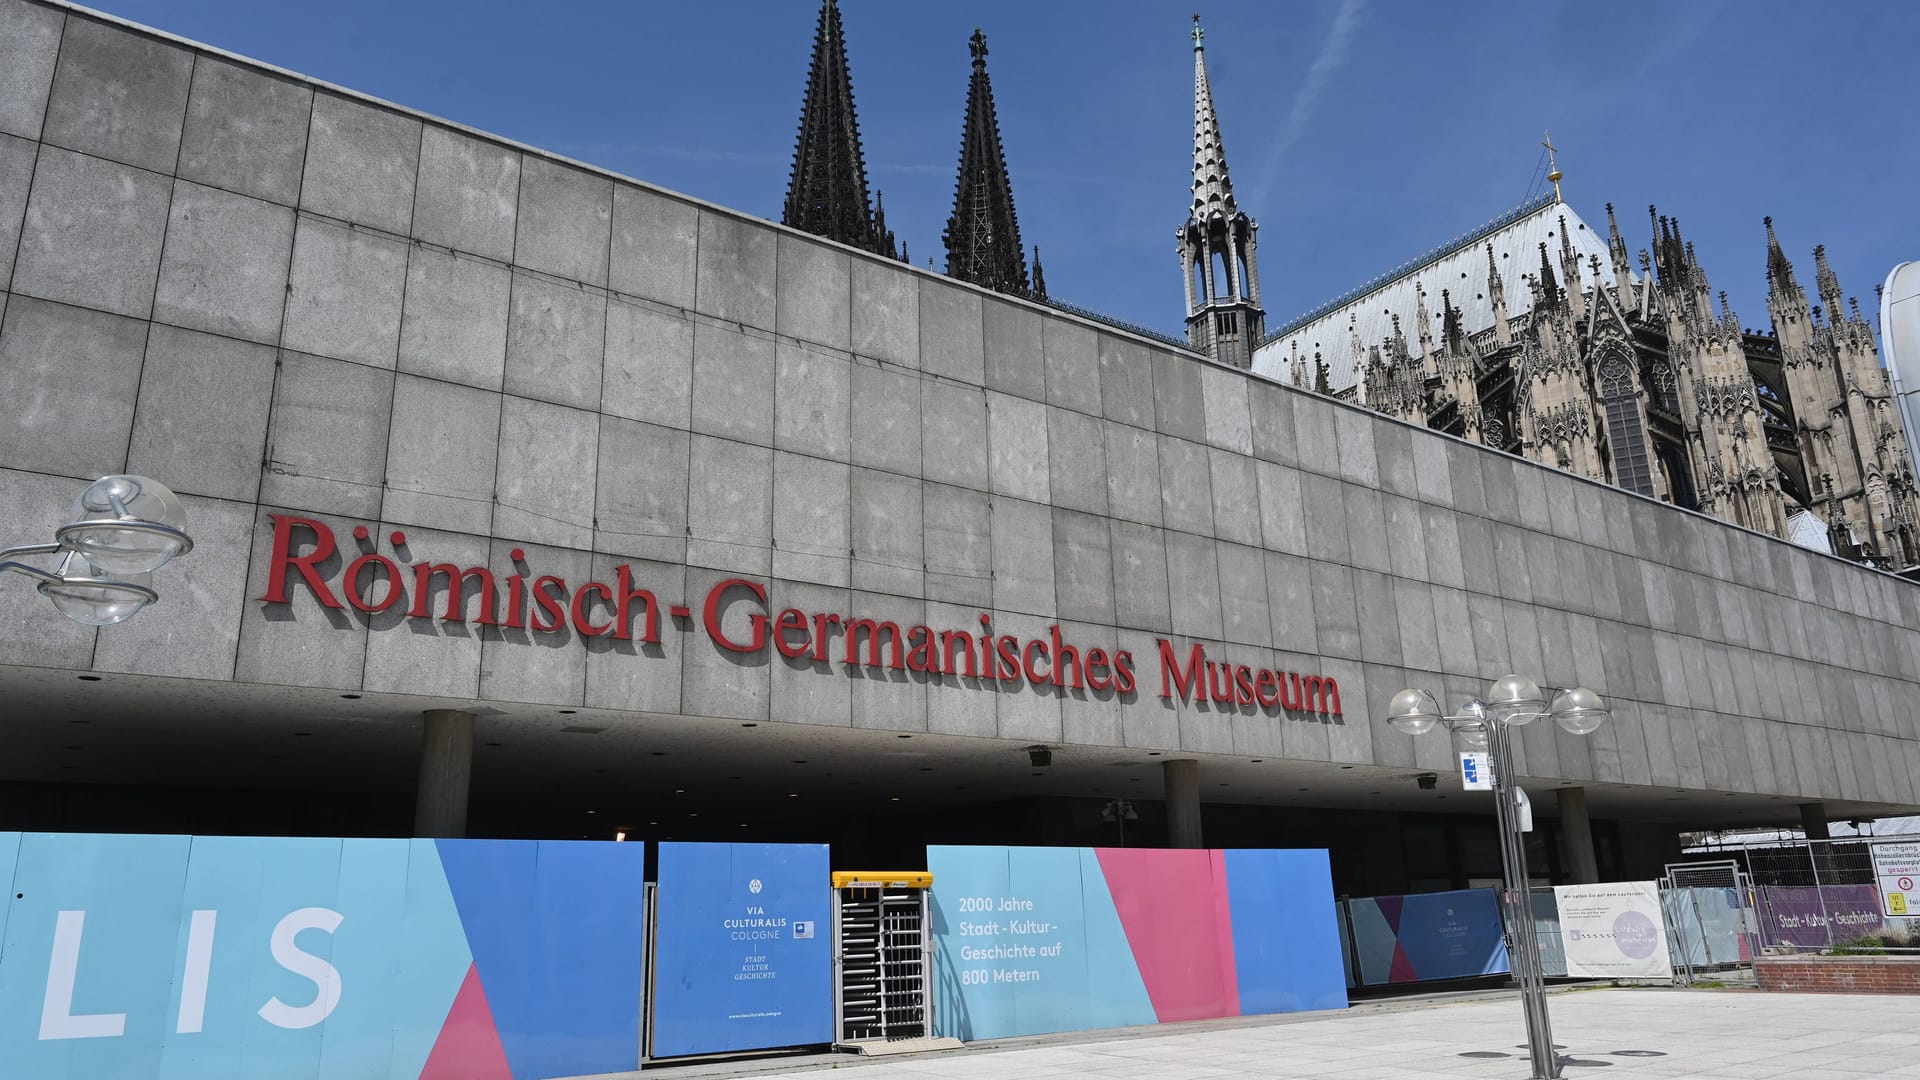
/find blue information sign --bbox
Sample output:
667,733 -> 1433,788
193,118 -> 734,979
650,842 -> 832,1058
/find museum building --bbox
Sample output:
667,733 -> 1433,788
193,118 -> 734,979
1,0 -> 1918,896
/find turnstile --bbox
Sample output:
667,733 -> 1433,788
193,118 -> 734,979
832,871 -> 949,1052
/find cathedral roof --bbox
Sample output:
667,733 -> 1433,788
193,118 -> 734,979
1252,194 -> 1624,391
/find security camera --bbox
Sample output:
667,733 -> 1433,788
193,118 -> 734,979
1028,747 -> 1053,768
1416,772 -> 1439,790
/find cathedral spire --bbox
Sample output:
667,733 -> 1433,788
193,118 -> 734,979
943,28 -> 1030,294
784,0 -> 896,258
1814,243 -> 1845,319
1765,215 -> 1800,296
1178,15 -> 1263,368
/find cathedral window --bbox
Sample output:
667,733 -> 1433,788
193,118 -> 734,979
1599,351 -> 1656,498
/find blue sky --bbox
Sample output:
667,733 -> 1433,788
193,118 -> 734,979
92,0 -> 1920,341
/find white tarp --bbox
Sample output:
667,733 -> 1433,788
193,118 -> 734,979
1552,881 -> 1673,979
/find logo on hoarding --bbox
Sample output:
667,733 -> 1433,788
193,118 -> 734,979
748,879 -> 763,895
257,516 -> 1341,716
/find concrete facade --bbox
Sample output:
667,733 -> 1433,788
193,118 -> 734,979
2,1 -> 1919,841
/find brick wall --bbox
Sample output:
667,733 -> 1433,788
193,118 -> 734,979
1755,956 -> 1920,993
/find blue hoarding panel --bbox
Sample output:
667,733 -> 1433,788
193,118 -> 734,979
1222,850 -> 1348,1013
650,842 -> 831,1058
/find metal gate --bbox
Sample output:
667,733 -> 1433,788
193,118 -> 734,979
1660,859 -> 1760,983
832,872 -> 933,1049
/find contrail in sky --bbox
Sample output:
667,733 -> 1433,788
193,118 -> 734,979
1250,0 -> 1367,206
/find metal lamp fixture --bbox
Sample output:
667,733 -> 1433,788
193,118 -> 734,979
1383,674 -> 1610,1080
0,474 -> 193,626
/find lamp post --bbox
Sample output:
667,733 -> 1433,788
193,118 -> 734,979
1384,675 -> 1609,1080
0,474 -> 193,625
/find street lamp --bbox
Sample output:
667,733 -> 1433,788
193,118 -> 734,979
0,474 -> 193,625
1385,675 -> 1610,1080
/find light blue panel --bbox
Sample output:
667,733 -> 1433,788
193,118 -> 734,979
0,832 -> 21,968
926,845 -> 1013,1041
383,839 -> 472,1080
1222,850 -> 1347,1014
313,839 -> 432,1080
999,846 -> 1090,1035
1072,849 -> 1156,1031
0,833 -> 192,1080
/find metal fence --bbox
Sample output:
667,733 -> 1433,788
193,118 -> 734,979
1673,837 -> 1920,955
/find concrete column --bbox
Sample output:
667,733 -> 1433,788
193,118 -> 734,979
414,709 -> 475,838
1556,786 -> 1599,884
1164,759 -> 1202,849
1799,801 -> 1830,841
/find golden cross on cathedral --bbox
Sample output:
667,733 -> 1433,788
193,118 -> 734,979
1543,130 -> 1564,202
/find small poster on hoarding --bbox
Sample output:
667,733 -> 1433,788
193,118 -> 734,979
1870,841 -> 1920,918
1552,881 -> 1673,980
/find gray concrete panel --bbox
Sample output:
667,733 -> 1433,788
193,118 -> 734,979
1199,364 -> 1253,455
0,0 -> 63,140
991,495 -> 1057,618
88,491 -> 249,679
504,272 -> 606,408
177,56 -> 311,207
1290,394 -> 1340,479
1410,429 -> 1453,506
1217,541 -> 1270,648
1394,578 -> 1440,673
983,300 -> 1043,400
1342,484 -> 1390,574
988,391 -> 1049,503
1416,503 -> 1459,586
411,125 -> 519,261
1373,423 -> 1415,499
1053,508 -> 1116,627
41,16 -> 191,173
1454,514 -> 1496,595
282,216 -> 408,367
1097,334 -> 1155,430
1041,317 -> 1099,415
1308,560 -> 1361,661
1247,379 -> 1297,467
300,93 -> 419,236
850,361 -> 920,475
922,482 -> 989,607
1151,349 -> 1205,442
610,183 -> 697,309
1445,440 -> 1489,517
514,155 -> 612,287
767,579 -> 853,729
0,295 -> 145,478
476,538 -> 590,707
153,180 -> 294,344
584,553 -> 685,716
233,505 -> 368,689
774,340 -> 851,461
1300,474 -> 1349,564
1102,421 -> 1161,527
850,466 -> 922,598
1253,461 -> 1306,557
775,234 -> 849,352
1165,531 -> 1223,640
398,247 -> 510,390
377,372 -> 495,534
603,296 -> 692,429
771,450 -> 850,587
1057,620 -> 1124,748
1353,569 -> 1402,667
1512,461 -> 1552,533
1319,658 -> 1372,764
0,467 -> 97,667
1045,406 -> 1107,517
1208,449 -> 1259,547
1503,601 -> 1544,681
1432,585 -> 1476,676
1523,531 -> 1561,612
1157,436 -> 1215,537
693,210 -> 775,331
921,379 -> 987,489
1117,626 -> 1178,749
1480,455 -> 1522,526
1365,664 -> 1417,769
1110,520 -> 1172,634
845,590 -> 926,731
0,133 -> 32,291
357,523 -> 487,700
918,280 -> 984,385
686,434 -> 772,575
1466,591 -> 1510,673
850,256 -> 917,367
993,610 -> 1066,744
690,321 -> 775,444
126,324 -> 274,503
493,396 -> 597,550
1488,523 -> 1531,602
1332,408 -> 1380,488
13,145 -> 169,319
1263,551 -> 1318,655
593,415 -> 690,565
1537,607 -> 1576,689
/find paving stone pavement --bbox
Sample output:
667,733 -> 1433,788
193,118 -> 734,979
618,989 -> 1920,1080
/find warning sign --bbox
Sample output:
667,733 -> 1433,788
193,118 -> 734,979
1869,841 -> 1920,918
